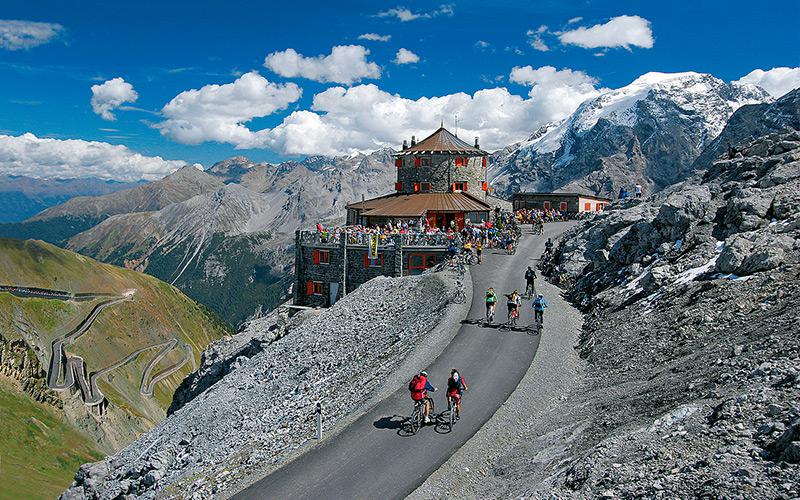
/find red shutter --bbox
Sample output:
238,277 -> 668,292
413,182 -> 420,193
455,157 -> 463,167
312,249 -> 320,264
414,157 -> 421,167
395,158 -> 402,168
363,252 -> 369,268
395,181 -> 403,191
482,181 -> 488,191
306,281 -> 314,296
463,182 -> 468,191
482,156 -> 487,167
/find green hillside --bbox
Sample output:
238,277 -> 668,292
0,385 -> 103,500
0,238 -> 231,496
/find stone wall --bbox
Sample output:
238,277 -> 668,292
294,231 -> 449,307
396,154 -> 488,200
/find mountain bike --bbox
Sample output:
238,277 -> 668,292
524,282 -> 536,299
445,394 -> 461,432
407,396 -> 435,435
485,304 -> 495,325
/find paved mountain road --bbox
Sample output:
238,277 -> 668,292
235,222 -> 574,500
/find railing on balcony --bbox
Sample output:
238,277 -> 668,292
298,230 -> 460,249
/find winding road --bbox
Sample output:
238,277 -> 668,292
0,284 -> 193,407
235,222 -> 574,500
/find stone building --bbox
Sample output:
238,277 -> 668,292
295,125 -> 493,308
511,192 -> 611,213
347,126 -> 492,230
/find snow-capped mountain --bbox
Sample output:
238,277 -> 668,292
490,72 -> 772,198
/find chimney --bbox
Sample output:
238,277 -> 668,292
411,135 -> 416,147
474,136 -> 480,148
402,139 -> 408,150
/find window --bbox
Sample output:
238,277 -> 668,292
584,202 -> 591,212
543,201 -> 551,210
413,182 -> 421,193
414,157 -> 421,167
363,252 -> 384,268
453,181 -> 468,191
306,281 -> 323,296
420,157 -> 431,166
395,181 -> 403,191
395,158 -> 403,168
408,253 -> 438,275
560,201 -> 568,211
312,249 -> 330,265
482,156 -> 487,167
481,181 -> 488,191
455,157 -> 464,167
596,203 -> 603,211
420,182 -> 432,192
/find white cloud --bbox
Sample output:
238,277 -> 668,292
0,133 -> 192,181
475,40 -> 490,50
376,4 -> 454,22
558,15 -> 654,50
734,67 -> 800,98
155,71 -> 302,147
90,77 -> 139,121
0,19 -> 64,50
526,26 -> 550,52
394,48 -> 420,64
264,45 -> 380,84
567,16 -> 583,24
510,65 -> 604,120
358,33 -> 391,42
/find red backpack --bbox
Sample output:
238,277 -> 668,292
409,375 -> 426,400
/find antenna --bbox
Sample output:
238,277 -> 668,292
454,114 -> 459,137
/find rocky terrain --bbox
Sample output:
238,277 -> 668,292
62,271 -> 462,499
489,72 -> 771,198
416,131 -> 799,499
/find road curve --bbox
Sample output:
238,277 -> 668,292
235,222 -> 574,500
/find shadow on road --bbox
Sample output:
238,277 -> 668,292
373,415 -> 405,430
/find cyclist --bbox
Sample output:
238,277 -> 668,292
544,237 -> 553,255
506,290 -> 521,325
447,241 -> 458,264
446,369 -> 468,419
463,240 -> 473,264
408,370 -> 436,423
532,293 -> 548,325
475,240 -> 483,264
524,266 -> 537,297
485,287 -> 497,323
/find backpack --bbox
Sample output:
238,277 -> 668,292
409,375 -> 426,395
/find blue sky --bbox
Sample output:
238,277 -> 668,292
0,0 -> 798,180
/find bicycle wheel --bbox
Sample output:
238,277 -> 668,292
409,405 -> 421,434
449,400 -> 456,431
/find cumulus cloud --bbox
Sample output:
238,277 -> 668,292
0,19 -> 64,50
264,45 -> 381,84
155,71 -> 302,146
558,15 -> 654,50
734,67 -> 800,98
567,16 -> 583,24
0,133 -> 191,181
510,65 -> 604,120
376,4 -> 454,22
394,48 -> 420,64
358,33 -> 391,42
90,77 -> 139,121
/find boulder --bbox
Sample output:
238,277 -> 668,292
717,236 -> 754,274
739,234 -> 795,274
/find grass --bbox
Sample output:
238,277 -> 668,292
0,386 -> 103,500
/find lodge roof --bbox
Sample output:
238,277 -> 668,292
511,192 -> 612,202
396,126 -> 487,156
347,192 -> 491,218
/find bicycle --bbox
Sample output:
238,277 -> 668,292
507,307 -> 519,328
524,282 -> 536,300
485,303 -> 496,325
445,394 -> 461,432
407,396 -> 435,435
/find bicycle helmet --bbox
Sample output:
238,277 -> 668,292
537,293 -> 544,298
420,370 -> 428,377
